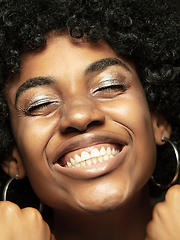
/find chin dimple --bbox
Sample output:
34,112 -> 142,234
64,146 -> 121,168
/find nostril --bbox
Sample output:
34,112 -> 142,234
59,99 -> 105,133
61,120 -> 104,134
62,126 -> 85,133
87,120 -> 104,129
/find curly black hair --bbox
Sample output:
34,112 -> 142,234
0,0 -> 180,209
168,0 -> 180,13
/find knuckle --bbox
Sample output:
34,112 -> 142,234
152,201 -> 166,219
22,207 -> 43,221
153,202 -> 162,215
146,221 -> 154,237
165,185 -> 180,201
0,201 -> 20,215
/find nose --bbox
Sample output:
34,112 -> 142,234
59,95 -> 105,133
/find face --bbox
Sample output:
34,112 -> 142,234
6,34 -> 156,214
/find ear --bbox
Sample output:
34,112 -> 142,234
151,110 -> 171,146
1,146 -> 26,179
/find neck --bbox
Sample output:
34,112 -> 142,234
52,186 -> 152,240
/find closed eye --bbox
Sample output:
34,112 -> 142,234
23,100 -> 60,116
26,101 -> 54,114
92,80 -> 129,99
93,84 -> 125,93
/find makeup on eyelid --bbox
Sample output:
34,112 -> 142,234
90,70 -> 130,90
16,65 -> 131,117
92,78 -> 128,93
18,94 -> 61,116
90,73 -> 130,100
21,79 -> 127,116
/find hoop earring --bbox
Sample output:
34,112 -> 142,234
2,175 -> 44,213
151,137 -> 180,189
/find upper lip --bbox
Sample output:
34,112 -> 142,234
51,131 -> 130,164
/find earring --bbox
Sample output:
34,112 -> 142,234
2,175 -> 44,213
151,137 -> 180,189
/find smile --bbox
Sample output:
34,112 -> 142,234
52,131 -> 129,179
64,146 -> 121,168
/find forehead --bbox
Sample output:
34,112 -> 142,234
19,33 -> 135,75
7,33 -> 138,100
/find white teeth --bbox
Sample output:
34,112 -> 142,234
80,161 -> 86,167
98,156 -> 103,162
92,157 -> 97,165
65,146 -> 121,168
67,162 -> 72,168
107,147 -> 111,155
112,148 -> 116,155
86,159 -> 92,166
81,151 -> 91,161
103,155 -> 109,161
100,147 -> 106,156
90,148 -> 100,158
70,157 -> 75,165
75,154 -> 81,163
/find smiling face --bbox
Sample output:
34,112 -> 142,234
6,34 -> 156,214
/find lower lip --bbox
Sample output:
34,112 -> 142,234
53,146 -> 128,180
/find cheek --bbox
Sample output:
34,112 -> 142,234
99,94 -> 153,134
12,113 -> 60,168
98,95 -> 157,182
11,114 -> 70,206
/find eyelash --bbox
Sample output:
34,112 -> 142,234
92,79 -> 128,97
26,102 -> 51,113
21,78 -> 128,115
93,84 -> 125,93
23,99 -> 59,116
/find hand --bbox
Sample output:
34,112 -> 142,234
145,185 -> 180,240
0,201 -> 53,240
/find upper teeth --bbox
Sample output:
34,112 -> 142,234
66,147 -> 120,168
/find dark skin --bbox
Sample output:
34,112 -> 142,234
1,33 -> 172,240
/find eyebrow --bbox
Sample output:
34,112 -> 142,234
15,57 -> 130,104
15,77 -> 55,104
84,58 -> 130,76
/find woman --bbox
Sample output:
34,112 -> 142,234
0,0 -> 180,239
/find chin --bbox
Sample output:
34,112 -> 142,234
76,191 -> 127,215
78,202 -> 119,215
